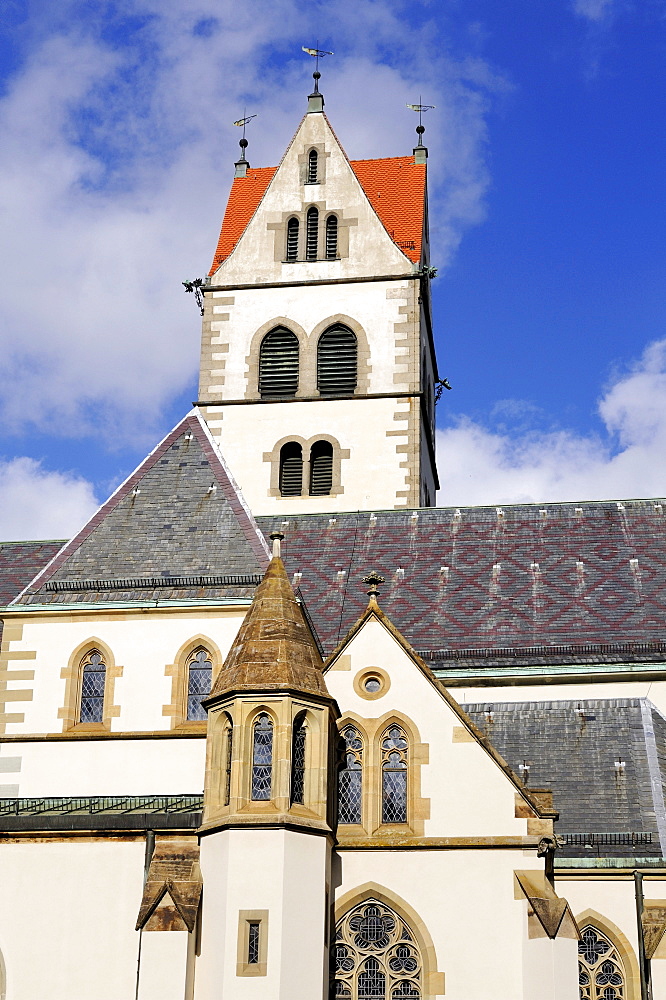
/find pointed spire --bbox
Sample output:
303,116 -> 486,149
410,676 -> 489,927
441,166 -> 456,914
208,556 -> 330,701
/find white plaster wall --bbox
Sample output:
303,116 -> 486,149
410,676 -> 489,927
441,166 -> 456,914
522,932 -> 579,1000
0,840 -> 144,1000
208,397 -> 411,515
138,930 -> 190,1000
326,617 -> 530,837
3,607 -> 248,736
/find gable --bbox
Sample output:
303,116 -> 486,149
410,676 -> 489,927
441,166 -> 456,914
208,166 -> 277,274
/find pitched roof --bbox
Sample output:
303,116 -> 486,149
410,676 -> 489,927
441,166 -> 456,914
255,499 -> 666,662
208,156 -> 425,273
16,412 -> 270,606
462,698 -> 666,858
0,540 -> 64,607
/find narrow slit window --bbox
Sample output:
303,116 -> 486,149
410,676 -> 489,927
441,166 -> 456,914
381,725 -> 408,824
187,648 -> 212,721
79,650 -> 106,724
291,714 -> 307,805
251,713 -> 273,800
317,325 -> 357,396
224,714 -> 233,806
279,442 -> 303,496
286,217 -> 299,261
308,149 -> 318,183
326,215 -> 338,259
259,327 -> 299,398
309,440 -> 333,496
306,206 -> 319,260
248,922 -> 260,964
338,725 -> 363,825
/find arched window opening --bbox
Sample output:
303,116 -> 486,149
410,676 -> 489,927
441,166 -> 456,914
291,713 -> 307,805
286,217 -> 299,261
334,899 -> 422,999
186,647 -> 212,721
306,206 -> 319,260
308,149 -> 318,183
338,725 -> 363,825
381,725 -> 408,824
79,649 -> 106,724
578,925 -> 626,1000
317,326 -> 357,396
259,327 -> 299,398
279,442 -> 303,496
309,440 -> 333,496
326,214 -> 338,259
251,713 -> 273,800
223,712 -> 233,806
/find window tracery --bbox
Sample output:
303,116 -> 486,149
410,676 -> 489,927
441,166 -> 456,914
186,647 -> 212,721
338,725 -> 364,825
79,649 -> 106,723
334,899 -> 422,999
251,713 -> 273,800
381,725 -> 408,824
578,925 -> 626,1000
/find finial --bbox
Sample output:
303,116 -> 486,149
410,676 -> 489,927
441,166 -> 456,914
303,45 -> 333,112
270,530 -> 285,559
233,113 -> 256,177
363,570 -> 385,602
407,100 -> 435,165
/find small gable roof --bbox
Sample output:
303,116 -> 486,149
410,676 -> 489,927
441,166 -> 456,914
208,156 -> 425,273
15,411 -> 270,606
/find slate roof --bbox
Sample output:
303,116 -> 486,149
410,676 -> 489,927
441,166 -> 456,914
462,698 -> 666,858
209,154 -> 425,273
0,541 -> 64,607
15,412 -> 270,606
256,500 -> 666,662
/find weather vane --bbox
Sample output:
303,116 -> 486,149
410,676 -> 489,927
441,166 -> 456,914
233,113 -> 257,142
302,45 -> 334,75
407,98 -> 436,146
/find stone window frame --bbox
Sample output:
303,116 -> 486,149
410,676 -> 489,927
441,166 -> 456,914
337,718 -> 369,836
236,909 -> 269,977
267,198 -> 356,263
239,704 -> 280,813
163,634 -> 223,731
336,710 -> 429,840
310,314 -> 371,396
59,637 -> 122,733
574,909 -> 639,1000
298,142 -> 330,186
264,433 -> 350,499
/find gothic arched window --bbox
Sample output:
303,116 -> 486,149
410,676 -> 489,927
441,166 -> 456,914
326,214 -> 338,259
186,647 -> 212,721
306,206 -> 319,260
334,899 -> 422,999
291,713 -> 307,805
338,725 -> 363,825
79,649 -> 106,723
317,325 -> 357,396
259,327 -> 299,398
286,216 -> 299,261
308,149 -> 318,183
309,440 -> 333,496
279,442 -> 303,496
578,925 -> 626,1000
251,712 -> 273,800
381,725 -> 408,824
223,712 -> 233,806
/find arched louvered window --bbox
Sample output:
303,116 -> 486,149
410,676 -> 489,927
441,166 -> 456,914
251,712 -> 273,800
578,925 -> 626,1000
259,327 -> 299,398
317,325 -> 357,396
309,440 -> 333,496
279,442 -> 303,496
223,712 -> 233,806
338,725 -> 363,824
286,216 -> 299,261
334,898 -> 423,999
381,725 -> 408,824
79,649 -> 106,723
326,214 -> 338,259
306,206 -> 319,260
291,713 -> 307,805
187,647 -> 212,721
308,149 -> 318,183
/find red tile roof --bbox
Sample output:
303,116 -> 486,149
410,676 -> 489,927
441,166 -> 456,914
209,156 -> 425,274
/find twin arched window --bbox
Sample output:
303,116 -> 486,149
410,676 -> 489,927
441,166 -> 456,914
334,898 -> 423,999
279,440 -> 333,497
259,324 -> 357,399
338,723 -> 409,827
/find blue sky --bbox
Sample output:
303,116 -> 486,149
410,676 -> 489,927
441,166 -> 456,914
1,0 -> 666,538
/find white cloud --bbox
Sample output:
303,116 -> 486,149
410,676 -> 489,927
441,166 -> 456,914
0,0 -> 502,443
436,338 -> 666,506
0,458 -> 98,541
572,0 -> 614,21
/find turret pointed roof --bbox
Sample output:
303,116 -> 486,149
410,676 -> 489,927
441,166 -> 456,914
15,411 -> 270,606
208,555 -> 330,701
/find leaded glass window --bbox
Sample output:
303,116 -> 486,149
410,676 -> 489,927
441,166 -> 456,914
79,650 -> 106,723
578,925 -> 625,1000
251,713 -> 273,800
291,714 -> 307,805
338,725 -> 363,825
334,899 -> 422,1000
248,922 -> 260,964
381,725 -> 408,824
186,648 -> 212,721
223,713 -> 233,806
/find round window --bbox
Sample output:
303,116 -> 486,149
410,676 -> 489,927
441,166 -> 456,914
364,676 -> 381,693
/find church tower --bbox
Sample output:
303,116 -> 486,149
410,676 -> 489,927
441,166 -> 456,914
196,71 -> 439,515
195,534 -> 339,998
